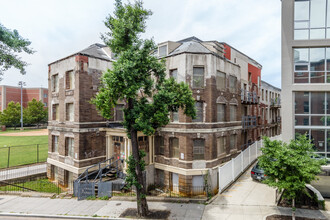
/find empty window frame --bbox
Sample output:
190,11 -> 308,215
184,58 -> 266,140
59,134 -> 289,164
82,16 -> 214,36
193,139 -> 205,160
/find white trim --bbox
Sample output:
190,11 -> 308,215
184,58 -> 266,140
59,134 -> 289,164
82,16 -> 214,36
47,157 -> 105,174
154,163 -> 208,175
48,153 -> 105,163
159,126 -> 242,133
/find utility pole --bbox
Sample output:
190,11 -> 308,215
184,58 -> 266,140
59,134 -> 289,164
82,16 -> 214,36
18,81 -> 26,130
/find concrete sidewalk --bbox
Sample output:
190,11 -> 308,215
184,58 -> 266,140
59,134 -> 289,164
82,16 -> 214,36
0,195 -> 205,219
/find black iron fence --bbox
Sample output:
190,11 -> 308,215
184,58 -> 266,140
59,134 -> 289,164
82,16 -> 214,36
0,178 -> 62,194
0,143 -> 48,169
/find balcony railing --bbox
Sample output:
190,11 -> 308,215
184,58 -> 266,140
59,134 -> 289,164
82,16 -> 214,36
241,89 -> 258,104
270,97 -> 281,107
242,115 -> 257,129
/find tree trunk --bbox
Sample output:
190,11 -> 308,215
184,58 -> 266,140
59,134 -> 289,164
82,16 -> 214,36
128,98 -> 149,217
292,198 -> 295,220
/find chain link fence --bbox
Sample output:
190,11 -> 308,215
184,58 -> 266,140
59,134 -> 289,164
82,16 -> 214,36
0,143 -> 48,169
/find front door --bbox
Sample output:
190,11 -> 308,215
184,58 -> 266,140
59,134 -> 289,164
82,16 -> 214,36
112,136 -> 125,160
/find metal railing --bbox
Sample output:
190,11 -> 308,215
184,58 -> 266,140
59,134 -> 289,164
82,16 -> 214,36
0,143 -> 48,169
242,116 -> 257,129
0,178 -> 62,194
241,89 -> 258,104
270,97 -> 281,107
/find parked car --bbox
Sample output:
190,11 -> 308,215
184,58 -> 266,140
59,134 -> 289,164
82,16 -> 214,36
251,162 -> 267,181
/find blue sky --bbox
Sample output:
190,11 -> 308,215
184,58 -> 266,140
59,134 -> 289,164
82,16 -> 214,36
0,0 -> 281,88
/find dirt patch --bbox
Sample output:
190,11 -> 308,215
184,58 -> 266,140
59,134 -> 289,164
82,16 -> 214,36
120,208 -> 170,219
278,189 -> 320,210
266,214 -> 326,220
0,129 -> 48,136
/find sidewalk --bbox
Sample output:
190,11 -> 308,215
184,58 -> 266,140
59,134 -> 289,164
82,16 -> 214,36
0,163 -> 46,181
0,195 -> 205,219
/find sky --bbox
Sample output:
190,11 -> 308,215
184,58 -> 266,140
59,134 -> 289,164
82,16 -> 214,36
0,0 -> 281,88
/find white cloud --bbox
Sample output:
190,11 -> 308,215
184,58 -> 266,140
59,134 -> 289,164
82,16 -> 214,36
0,0 -> 281,88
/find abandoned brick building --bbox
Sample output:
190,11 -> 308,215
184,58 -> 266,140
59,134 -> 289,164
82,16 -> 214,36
47,37 -> 281,193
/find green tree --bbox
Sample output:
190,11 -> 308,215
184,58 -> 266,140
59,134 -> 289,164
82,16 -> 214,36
24,98 -> 47,128
0,23 -> 34,79
259,135 -> 326,220
0,101 -> 21,129
92,0 -> 196,216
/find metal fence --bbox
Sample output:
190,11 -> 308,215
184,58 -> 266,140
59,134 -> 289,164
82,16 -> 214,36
0,164 -> 46,181
218,135 -> 281,193
0,178 -> 62,194
0,143 -> 48,169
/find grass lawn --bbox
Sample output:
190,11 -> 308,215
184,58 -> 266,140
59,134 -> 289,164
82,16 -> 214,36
0,135 -> 48,168
0,127 -> 43,134
0,178 -> 62,194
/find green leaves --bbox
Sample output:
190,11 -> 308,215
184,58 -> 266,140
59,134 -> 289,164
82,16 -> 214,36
24,99 -> 48,126
259,135 -> 325,201
0,23 -> 34,79
0,101 -> 21,128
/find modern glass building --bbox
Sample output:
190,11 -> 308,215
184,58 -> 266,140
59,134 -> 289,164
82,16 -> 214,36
282,0 -> 330,159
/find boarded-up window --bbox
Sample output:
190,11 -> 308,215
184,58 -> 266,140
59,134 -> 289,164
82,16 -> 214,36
229,75 -> 237,93
66,70 -> 75,90
52,104 -> 59,121
52,135 -> 58,153
217,104 -> 225,122
170,137 -> 179,158
159,45 -> 167,57
230,135 -> 237,150
52,74 -> 59,92
171,111 -> 179,122
66,137 -> 74,158
170,69 -> 178,81
216,71 -> 226,90
193,67 -> 204,88
217,137 -> 225,156
155,136 -> 164,155
192,102 -> 203,122
230,105 -> 237,121
66,103 -> 74,121
115,104 -> 124,121
193,139 -> 205,160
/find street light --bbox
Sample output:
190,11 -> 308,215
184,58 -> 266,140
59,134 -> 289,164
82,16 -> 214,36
18,81 -> 26,130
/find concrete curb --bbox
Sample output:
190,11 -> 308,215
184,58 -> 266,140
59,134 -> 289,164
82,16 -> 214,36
0,212 -> 127,220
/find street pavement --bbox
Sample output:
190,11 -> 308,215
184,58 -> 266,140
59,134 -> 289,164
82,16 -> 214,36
0,163 -> 46,181
203,165 -> 329,220
0,195 -> 205,220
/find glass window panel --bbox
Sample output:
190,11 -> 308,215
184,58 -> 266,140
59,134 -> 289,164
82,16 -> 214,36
327,72 -> 330,82
217,137 -> 225,156
327,28 -> 330,38
295,92 -> 309,114
310,28 -> 326,39
327,2 -> 330,27
295,64 -> 309,71
311,116 -> 326,126
295,129 -> 310,140
294,0 -> 310,21
327,131 -> 330,152
295,21 -> 309,29
326,48 -> 330,70
310,48 -> 325,71
295,115 -> 310,126
311,129 -> 325,152
310,0 -> 326,28
193,139 -> 205,160
294,48 -> 309,64
229,135 -> 237,150
311,92 -> 325,114
310,72 -> 325,83
172,111 -> 179,122
327,92 -> 330,114
326,116 -> 330,126
170,138 -> 179,158
294,72 -> 309,83
295,29 -> 309,40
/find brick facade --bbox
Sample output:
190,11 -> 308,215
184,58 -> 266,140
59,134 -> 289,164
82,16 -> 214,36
0,85 -> 48,111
